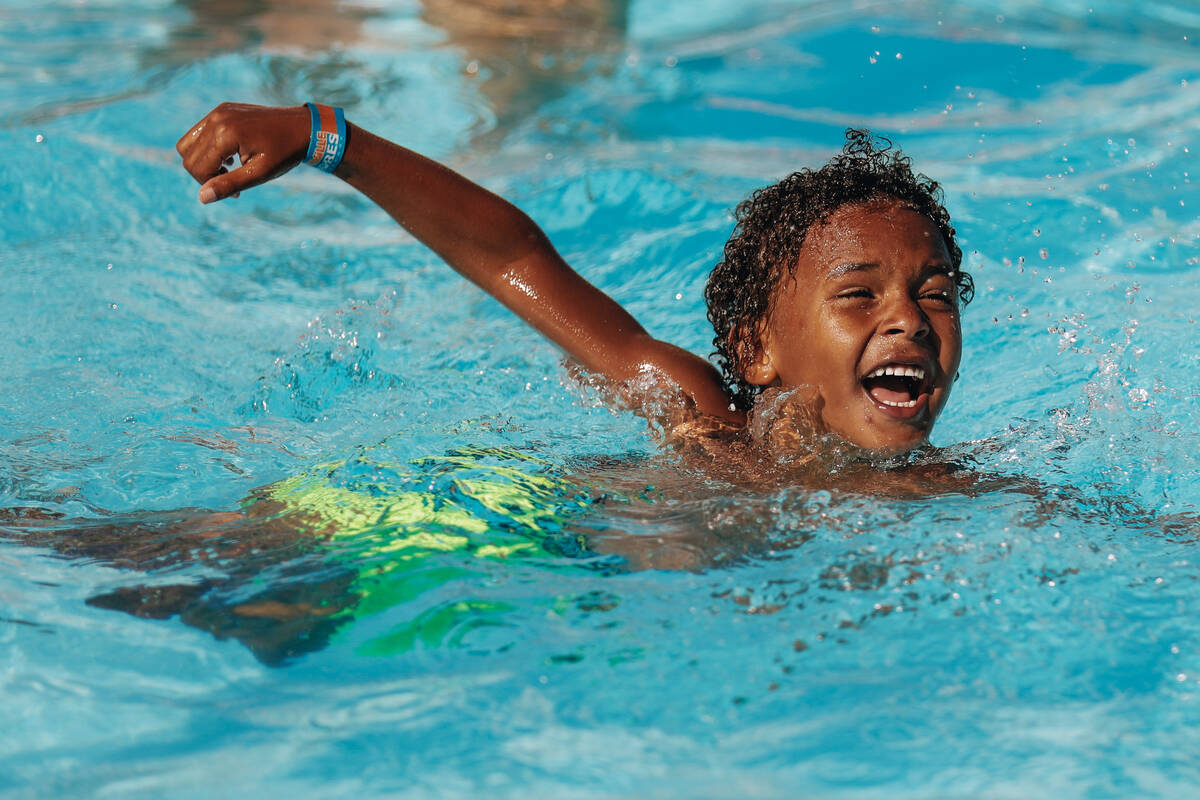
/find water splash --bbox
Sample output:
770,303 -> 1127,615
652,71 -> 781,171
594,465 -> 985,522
239,293 -> 403,421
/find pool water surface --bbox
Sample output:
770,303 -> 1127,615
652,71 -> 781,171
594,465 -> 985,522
2,0 -> 1200,796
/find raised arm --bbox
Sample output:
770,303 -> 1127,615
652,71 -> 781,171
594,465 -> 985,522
176,103 -> 739,423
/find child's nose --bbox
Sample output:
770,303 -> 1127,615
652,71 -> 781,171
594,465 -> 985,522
881,297 -> 931,340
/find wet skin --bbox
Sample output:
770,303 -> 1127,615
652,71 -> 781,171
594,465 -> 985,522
744,202 -> 963,453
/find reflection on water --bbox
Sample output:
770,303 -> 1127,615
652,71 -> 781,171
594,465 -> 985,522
167,0 -> 379,56
3,0 -> 631,141
162,0 -> 629,144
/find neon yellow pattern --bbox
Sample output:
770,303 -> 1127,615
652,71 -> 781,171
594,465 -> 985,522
245,445 -> 592,653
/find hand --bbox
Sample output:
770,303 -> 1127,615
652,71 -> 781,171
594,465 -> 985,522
176,102 -> 311,204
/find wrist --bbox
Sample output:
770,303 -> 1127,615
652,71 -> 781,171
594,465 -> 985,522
302,102 -> 347,173
288,104 -> 311,165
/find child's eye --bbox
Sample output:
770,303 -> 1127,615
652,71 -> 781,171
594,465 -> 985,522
921,290 -> 955,305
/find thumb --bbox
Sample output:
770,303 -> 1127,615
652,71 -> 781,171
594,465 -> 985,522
198,173 -> 240,204
198,157 -> 268,204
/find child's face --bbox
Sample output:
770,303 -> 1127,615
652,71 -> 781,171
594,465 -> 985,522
747,201 -> 962,453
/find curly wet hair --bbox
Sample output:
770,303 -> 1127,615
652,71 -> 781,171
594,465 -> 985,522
704,128 -> 974,410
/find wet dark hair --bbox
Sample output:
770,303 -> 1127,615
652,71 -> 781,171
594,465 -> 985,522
704,128 -> 974,410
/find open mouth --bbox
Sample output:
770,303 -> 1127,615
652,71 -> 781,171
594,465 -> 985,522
860,364 -> 930,415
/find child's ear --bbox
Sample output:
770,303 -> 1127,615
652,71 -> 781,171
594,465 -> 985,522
734,325 -> 779,386
742,349 -> 778,386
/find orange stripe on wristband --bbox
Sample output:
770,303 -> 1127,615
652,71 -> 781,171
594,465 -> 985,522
305,102 -> 347,172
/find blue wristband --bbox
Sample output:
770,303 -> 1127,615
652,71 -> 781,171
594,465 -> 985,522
304,102 -> 347,173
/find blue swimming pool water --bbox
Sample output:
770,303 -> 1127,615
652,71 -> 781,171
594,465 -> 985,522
2,0 -> 1200,796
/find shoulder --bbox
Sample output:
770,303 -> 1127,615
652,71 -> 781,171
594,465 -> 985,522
622,336 -> 744,425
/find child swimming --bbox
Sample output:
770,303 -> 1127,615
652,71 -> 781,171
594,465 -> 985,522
1,102 -> 982,661
176,102 -> 974,458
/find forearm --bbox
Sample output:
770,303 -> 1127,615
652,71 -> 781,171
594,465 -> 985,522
332,121 -> 666,371
335,123 -> 549,287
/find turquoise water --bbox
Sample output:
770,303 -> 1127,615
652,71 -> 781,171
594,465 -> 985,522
3,0 -> 1200,796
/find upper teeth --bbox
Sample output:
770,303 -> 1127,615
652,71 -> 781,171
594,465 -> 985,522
865,365 -> 925,380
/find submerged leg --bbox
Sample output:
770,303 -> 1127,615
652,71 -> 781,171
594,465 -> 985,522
0,505 -> 361,664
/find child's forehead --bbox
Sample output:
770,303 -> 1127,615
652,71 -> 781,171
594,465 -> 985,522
796,202 -> 947,266
813,200 -> 931,235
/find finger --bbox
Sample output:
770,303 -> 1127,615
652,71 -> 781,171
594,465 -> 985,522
198,155 -> 268,204
216,167 -> 242,196
176,110 -> 219,159
182,128 -> 239,187
176,119 -> 206,158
